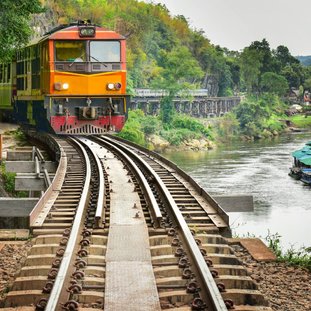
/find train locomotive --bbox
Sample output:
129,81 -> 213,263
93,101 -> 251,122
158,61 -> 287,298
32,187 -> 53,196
0,20 -> 129,134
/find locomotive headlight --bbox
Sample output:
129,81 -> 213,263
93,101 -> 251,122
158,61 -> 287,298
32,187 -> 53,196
107,82 -> 122,90
54,82 -> 69,91
107,83 -> 115,90
54,82 -> 62,91
114,82 -> 122,90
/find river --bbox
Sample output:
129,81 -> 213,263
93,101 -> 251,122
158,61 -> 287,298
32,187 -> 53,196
162,132 -> 311,250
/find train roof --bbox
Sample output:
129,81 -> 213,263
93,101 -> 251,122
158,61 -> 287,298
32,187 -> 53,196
29,21 -> 125,46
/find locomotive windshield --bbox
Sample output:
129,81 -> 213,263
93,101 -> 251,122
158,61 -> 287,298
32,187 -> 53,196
55,41 -> 86,62
54,40 -> 120,63
90,41 -> 120,62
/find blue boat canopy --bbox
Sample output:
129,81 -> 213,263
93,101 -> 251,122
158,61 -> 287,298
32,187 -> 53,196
300,157 -> 311,166
292,145 -> 311,159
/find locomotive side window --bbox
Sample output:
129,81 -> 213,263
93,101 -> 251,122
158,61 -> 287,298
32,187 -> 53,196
90,41 -> 120,62
55,41 -> 86,62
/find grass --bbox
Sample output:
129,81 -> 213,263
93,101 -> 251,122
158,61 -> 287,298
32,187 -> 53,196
289,114 -> 311,128
265,231 -> 311,271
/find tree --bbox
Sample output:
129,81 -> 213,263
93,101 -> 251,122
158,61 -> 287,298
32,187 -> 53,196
239,47 -> 263,93
304,78 -> 311,91
249,39 -> 275,74
281,64 -> 305,88
152,46 -> 204,95
260,72 -> 289,96
274,45 -> 299,68
0,0 -> 43,61
152,46 -> 204,124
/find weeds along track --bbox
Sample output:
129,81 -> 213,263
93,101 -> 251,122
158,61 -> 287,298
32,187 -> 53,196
1,135 -> 272,311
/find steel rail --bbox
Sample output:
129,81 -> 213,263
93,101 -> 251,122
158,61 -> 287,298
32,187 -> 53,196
107,134 -> 229,226
45,137 -> 91,311
94,136 -> 163,227
78,137 -> 105,228
30,139 -> 67,227
101,135 -> 228,311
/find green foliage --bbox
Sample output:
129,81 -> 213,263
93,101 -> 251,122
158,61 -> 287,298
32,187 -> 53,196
0,0 -> 43,61
171,114 -> 212,138
1,163 -> 15,194
289,114 -> 311,128
11,128 -> 26,141
262,114 -> 285,132
152,46 -> 204,96
266,232 -> 311,271
234,97 -> 268,131
233,94 -> 286,137
260,72 -> 289,96
0,162 -> 27,197
239,47 -> 262,93
141,116 -> 161,135
216,113 -> 240,140
117,110 -> 145,145
304,78 -> 311,91
160,96 -> 175,125
118,109 -> 213,147
160,128 -> 201,145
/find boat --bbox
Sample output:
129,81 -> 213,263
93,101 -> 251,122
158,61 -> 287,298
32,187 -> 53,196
301,168 -> 311,185
289,142 -> 311,180
289,166 -> 302,180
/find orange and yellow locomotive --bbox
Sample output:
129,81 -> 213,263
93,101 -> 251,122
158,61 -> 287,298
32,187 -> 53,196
0,20 -> 129,134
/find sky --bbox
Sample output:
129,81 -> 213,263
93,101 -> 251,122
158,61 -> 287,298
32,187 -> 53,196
146,0 -> 310,56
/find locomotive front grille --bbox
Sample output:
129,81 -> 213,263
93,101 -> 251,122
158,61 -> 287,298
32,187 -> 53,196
62,123 -> 115,135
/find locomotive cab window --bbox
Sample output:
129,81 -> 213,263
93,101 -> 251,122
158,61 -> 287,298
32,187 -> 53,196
90,41 -> 120,62
55,41 -> 86,62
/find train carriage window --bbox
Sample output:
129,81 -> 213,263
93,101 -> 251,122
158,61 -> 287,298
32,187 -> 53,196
7,63 -> 11,82
3,65 -> 7,83
55,41 -> 86,62
90,41 -> 120,62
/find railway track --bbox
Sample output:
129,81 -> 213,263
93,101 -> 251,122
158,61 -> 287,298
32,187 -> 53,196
1,134 -> 273,311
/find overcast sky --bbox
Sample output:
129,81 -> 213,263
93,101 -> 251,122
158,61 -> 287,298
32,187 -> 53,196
146,0 -> 310,56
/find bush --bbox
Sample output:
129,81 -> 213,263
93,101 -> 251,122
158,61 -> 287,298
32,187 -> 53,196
171,114 -> 213,138
216,113 -> 240,139
141,116 -> 161,135
266,231 -> 311,271
119,109 -> 215,147
118,110 -> 146,145
0,162 -> 27,197
161,128 -> 201,145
